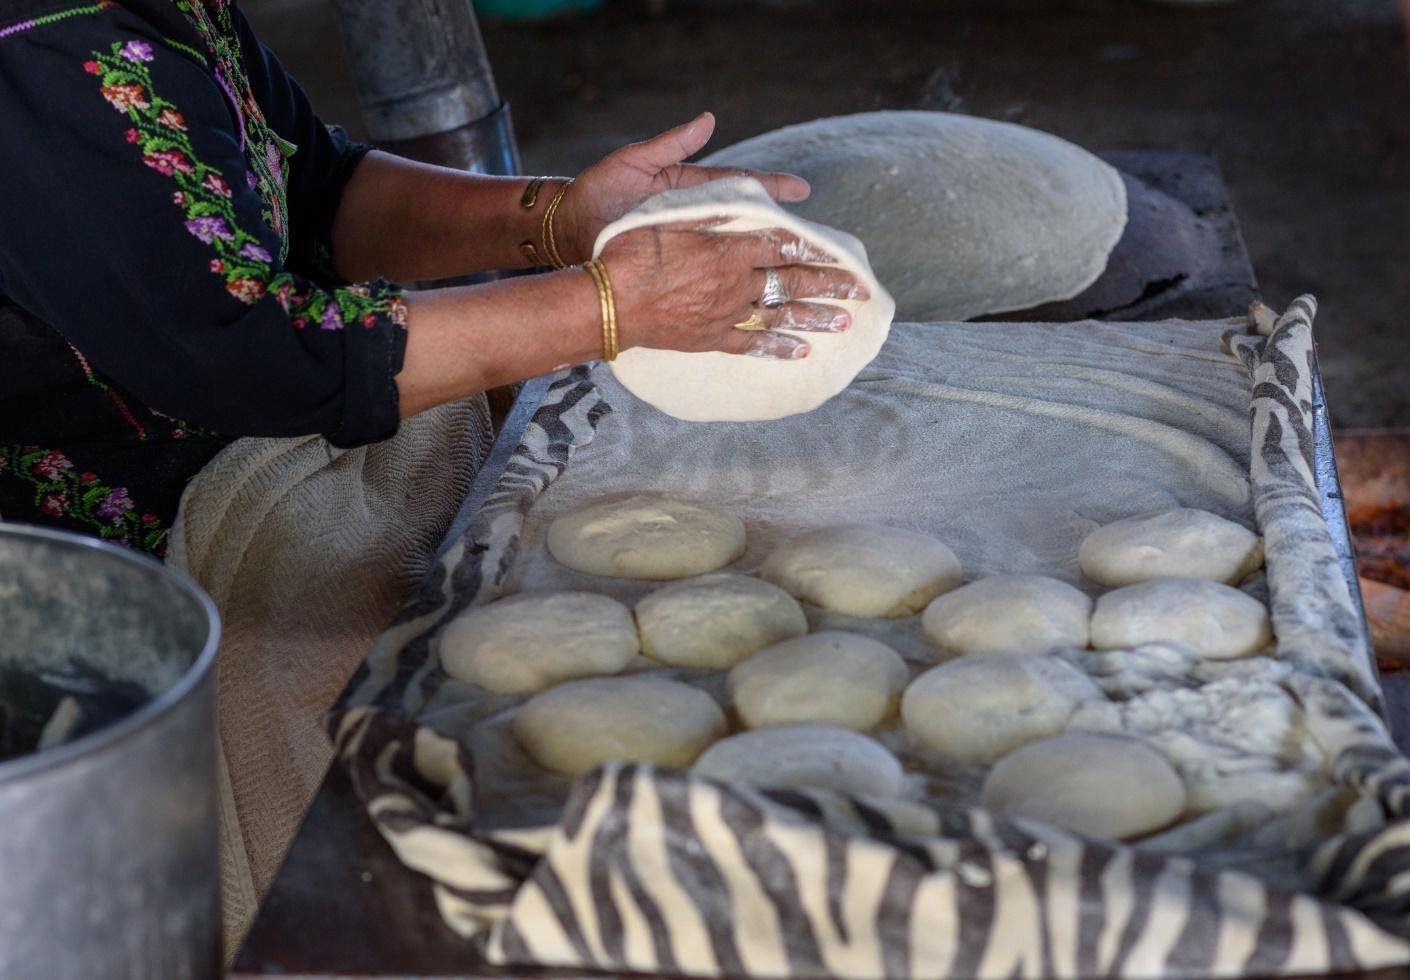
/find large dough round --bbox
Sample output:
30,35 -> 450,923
546,493 -> 746,580
901,654 -> 1102,763
439,591 -> 637,695
692,723 -> 905,798
1089,577 -> 1272,659
700,111 -> 1127,322
759,524 -> 962,618
636,573 -> 807,669
980,732 -> 1186,840
593,176 -> 895,422
513,676 -> 728,775
921,574 -> 1092,656
1079,508 -> 1263,586
727,630 -> 910,731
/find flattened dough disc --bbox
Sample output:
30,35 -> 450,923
701,111 -> 1127,322
593,176 -> 895,422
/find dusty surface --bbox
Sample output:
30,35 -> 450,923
245,0 -> 1410,428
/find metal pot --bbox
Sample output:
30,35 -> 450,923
0,525 -> 220,978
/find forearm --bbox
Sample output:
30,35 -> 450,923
396,268 -> 604,417
331,150 -> 560,283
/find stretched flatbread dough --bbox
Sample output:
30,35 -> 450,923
701,111 -> 1127,322
692,724 -> 905,798
546,493 -> 746,580
636,573 -> 807,669
439,591 -> 638,695
592,176 -> 895,422
1079,508 -> 1263,586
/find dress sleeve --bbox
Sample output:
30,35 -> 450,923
0,3 -> 406,447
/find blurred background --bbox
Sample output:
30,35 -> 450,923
244,0 -> 1409,432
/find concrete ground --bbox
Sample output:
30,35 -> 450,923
245,0 -> 1410,429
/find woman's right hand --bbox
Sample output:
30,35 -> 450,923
598,221 -> 870,360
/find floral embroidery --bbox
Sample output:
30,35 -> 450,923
87,38 -> 408,330
0,446 -> 167,554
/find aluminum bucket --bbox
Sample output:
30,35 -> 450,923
0,525 -> 220,978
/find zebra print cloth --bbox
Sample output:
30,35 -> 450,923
326,302 -> 1410,977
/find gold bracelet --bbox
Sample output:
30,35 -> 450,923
541,179 -> 573,270
583,258 -> 618,362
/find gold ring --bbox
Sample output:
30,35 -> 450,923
733,312 -> 767,331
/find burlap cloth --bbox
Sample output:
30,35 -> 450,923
167,394 -> 494,957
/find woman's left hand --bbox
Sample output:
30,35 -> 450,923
554,111 -> 810,265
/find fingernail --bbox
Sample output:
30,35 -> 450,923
830,312 -> 851,332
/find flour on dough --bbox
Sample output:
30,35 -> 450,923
636,573 -> 807,669
759,524 -> 962,618
513,676 -> 727,775
547,493 -> 746,580
692,723 -> 906,799
439,591 -> 637,695
980,732 -> 1186,840
1090,577 -> 1273,659
901,653 -> 1103,763
594,176 -> 895,422
701,111 -> 1127,322
1079,508 -> 1263,586
921,574 -> 1092,656
727,630 -> 909,731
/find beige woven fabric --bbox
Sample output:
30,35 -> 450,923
167,394 -> 493,959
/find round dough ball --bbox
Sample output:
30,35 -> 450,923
1089,577 -> 1272,659
1079,508 -> 1263,587
595,176 -> 895,422
636,573 -> 807,670
547,493 -> 746,580
901,654 -> 1102,763
727,630 -> 910,731
980,732 -> 1186,840
692,724 -> 905,798
513,676 -> 728,775
700,111 -> 1126,322
440,591 -> 637,695
759,524 -> 962,618
921,574 -> 1092,656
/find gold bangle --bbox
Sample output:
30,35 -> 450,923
519,175 -> 551,209
542,179 -> 573,270
584,258 -> 618,362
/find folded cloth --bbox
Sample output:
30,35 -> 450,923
167,394 -> 493,958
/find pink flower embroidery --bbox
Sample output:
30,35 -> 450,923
388,295 -> 409,326
172,191 -> 186,205
361,314 -> 375,328
101,83 -> 149,112
274,282 -> 294,311
202,173 -> 231,197
83,60 -> 101,75
226,278 -> 266,304
157,109 -> 187,131
143,149 -> 193,176
124,128 -> 140,144
119,40 -> 154,63
209,259 -> 224,273
141,513 -> 159,525
33,450 -> 72,482
41,493 -> 69,518
80,471 -> 97,483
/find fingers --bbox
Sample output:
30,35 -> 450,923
768,302 -> 852,333
667,164 -> 811,203
723,329 -> 811,360
726,228 -> 839,268
619,112 -> 717,173
752,263 -> 869,303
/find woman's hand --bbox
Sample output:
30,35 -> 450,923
555,112 -> 810,264
600,220 -> 868,360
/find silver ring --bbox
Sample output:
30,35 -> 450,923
760,267 -> 788,309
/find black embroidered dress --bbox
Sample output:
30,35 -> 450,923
0,0 -> 409,556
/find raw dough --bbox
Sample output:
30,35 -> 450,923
439,592 -> 637,695
692,723 -> 905,798
979,732 -> 1187,840
1089,577 -> 1273,659
921,574 -> 1092,656
700,111 -> 1127,322
901,654 -> 1103,762
546,493 -> 746,580
759,524 -> 962,617
636,573 -> 807,669
593,176 -> 895,422
727,630 -> 910,731
513,676 -> 728,775
1079,508 -> 1263,586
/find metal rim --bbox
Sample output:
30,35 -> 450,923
0,524 -> 221,783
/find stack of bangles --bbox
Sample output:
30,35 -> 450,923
583,259 -> 618,362
519,176 -> 617,362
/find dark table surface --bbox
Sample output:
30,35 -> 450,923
234,151 -> 1406,979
